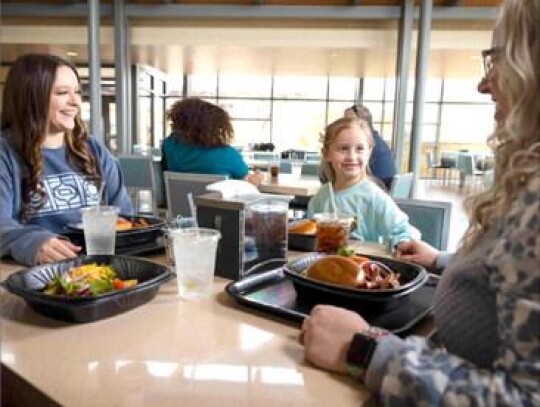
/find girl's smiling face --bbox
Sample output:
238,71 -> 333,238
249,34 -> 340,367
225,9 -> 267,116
324,123 -> 372,189
46,65 -> 82,135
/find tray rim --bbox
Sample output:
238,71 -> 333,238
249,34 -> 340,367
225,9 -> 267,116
225,267 -> 437,334
66,214 -> 165,235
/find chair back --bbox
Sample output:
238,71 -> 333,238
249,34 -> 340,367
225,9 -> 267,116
279,160 -> 293,174
389,172 -> 413,199
252,152 -> 280,162
394,198 -> 452,250
118,154 -> 163,214
457,154 -> 475,176
300,163 -> 320,176
164,171 -> 227,219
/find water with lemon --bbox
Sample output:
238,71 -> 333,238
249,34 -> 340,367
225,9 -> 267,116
172,228 -> 221,300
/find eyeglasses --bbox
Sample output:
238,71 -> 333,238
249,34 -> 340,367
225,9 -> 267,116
481,47 -> 501,77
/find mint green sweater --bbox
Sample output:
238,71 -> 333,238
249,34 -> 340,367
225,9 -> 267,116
307,180 -> 420,247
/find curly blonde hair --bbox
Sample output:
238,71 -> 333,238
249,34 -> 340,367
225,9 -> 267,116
459,0 -> 540,253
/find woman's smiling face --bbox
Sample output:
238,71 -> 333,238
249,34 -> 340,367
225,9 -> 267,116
46,65 -> 82,135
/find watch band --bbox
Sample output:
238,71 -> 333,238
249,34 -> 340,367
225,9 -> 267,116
346,326 -> 389,382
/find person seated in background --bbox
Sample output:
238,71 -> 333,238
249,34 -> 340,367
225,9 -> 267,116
161,98 -> 263,186
344,104 -> 396,190
0,53 -> 133,266
300,0 -> 539,404
307,117 -> 419,249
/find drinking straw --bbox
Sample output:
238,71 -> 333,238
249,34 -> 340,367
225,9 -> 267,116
96,181 -> 106,212
328,182 -> 338,219
187,193 -> 199,228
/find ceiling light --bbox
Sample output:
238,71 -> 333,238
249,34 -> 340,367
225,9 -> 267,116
66,51 -> 78,57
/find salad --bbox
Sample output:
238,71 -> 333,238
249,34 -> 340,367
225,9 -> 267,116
43,263 -> 138,296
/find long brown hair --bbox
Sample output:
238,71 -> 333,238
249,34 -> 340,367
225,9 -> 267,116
166,98 -> 234,147
459,0 -> 540,253
1,53 -> 102,220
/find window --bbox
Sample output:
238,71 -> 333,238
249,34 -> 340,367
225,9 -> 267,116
273,75 -> 328,99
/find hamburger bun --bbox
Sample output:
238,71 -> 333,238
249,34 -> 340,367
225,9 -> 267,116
116,217 -> 132,231
306,255 -> 359,287
289,219 -> 317,235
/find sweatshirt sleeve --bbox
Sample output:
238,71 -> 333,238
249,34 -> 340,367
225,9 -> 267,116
0,153 -> 56,266
362,174 -> 540,407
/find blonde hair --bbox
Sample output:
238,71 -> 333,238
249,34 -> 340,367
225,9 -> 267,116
459,0 -> 540,253
319,117 -> 374,184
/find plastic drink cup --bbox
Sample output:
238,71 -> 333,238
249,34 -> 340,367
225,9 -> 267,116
315,213 -> 353,253
81,206 -> 119,255
291,161 -> 302,178
268,162 -> 280,179
171,227 -> 221,300
164,216 -> 197,266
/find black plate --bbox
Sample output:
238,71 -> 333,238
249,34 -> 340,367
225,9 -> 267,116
226,264 -> 437,335
1,255 -> 174,323
288,233 -> 316,252
283,253 -> 427,310
66,214 -> 165,248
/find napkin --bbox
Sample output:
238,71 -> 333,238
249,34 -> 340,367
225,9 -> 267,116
206,179 -> 260,199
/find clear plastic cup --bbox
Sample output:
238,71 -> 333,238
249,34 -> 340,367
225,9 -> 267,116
164,216 -> 197,266
171,227 -> 221,300
315,213 -> 354,253
81,206 -> 119,255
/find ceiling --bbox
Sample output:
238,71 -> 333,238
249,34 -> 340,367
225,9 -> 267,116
1,0 -> 498,80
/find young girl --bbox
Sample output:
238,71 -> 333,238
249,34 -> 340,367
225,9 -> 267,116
307,117 -> 419,249
0,53 -> 133,266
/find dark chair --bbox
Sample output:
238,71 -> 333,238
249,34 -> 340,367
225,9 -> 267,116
389,172 -> 414,199
163,171 -> 227,219
394,198 -> 452,250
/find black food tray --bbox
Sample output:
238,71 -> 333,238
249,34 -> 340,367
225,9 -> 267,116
226,267 -> 437,335
61,232 -> 165,257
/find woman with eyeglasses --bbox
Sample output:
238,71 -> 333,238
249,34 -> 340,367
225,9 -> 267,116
300,0 -> 539,405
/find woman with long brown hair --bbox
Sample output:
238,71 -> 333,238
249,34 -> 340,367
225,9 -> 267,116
300,0 -> 539,404
0,53 -> 132,266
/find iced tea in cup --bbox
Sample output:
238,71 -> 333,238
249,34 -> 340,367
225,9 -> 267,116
171,227 -> 221,300
81,206 -> 119,255
315,213 -> 354,253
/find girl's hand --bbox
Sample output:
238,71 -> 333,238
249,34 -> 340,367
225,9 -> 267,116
395,240 -> 439,268
36,237 -> 82,264
301,305 -> 369,374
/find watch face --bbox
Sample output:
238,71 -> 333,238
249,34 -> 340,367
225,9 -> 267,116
346,333 -> 378,369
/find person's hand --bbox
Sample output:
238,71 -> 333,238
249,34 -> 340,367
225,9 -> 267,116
245,170 -> 264,187
35,237 -> 82,265
395,240 -> 439,268
300,305 -> 369,374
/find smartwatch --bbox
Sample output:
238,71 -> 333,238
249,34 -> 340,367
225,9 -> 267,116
346,326 -> 388,381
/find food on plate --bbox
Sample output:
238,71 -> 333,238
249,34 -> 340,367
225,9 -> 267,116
306,255 -> 360,286
304,253 -> 401,290
43,263 -> 138,296
116,216 -> 151,231
289,219 -> 317,235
